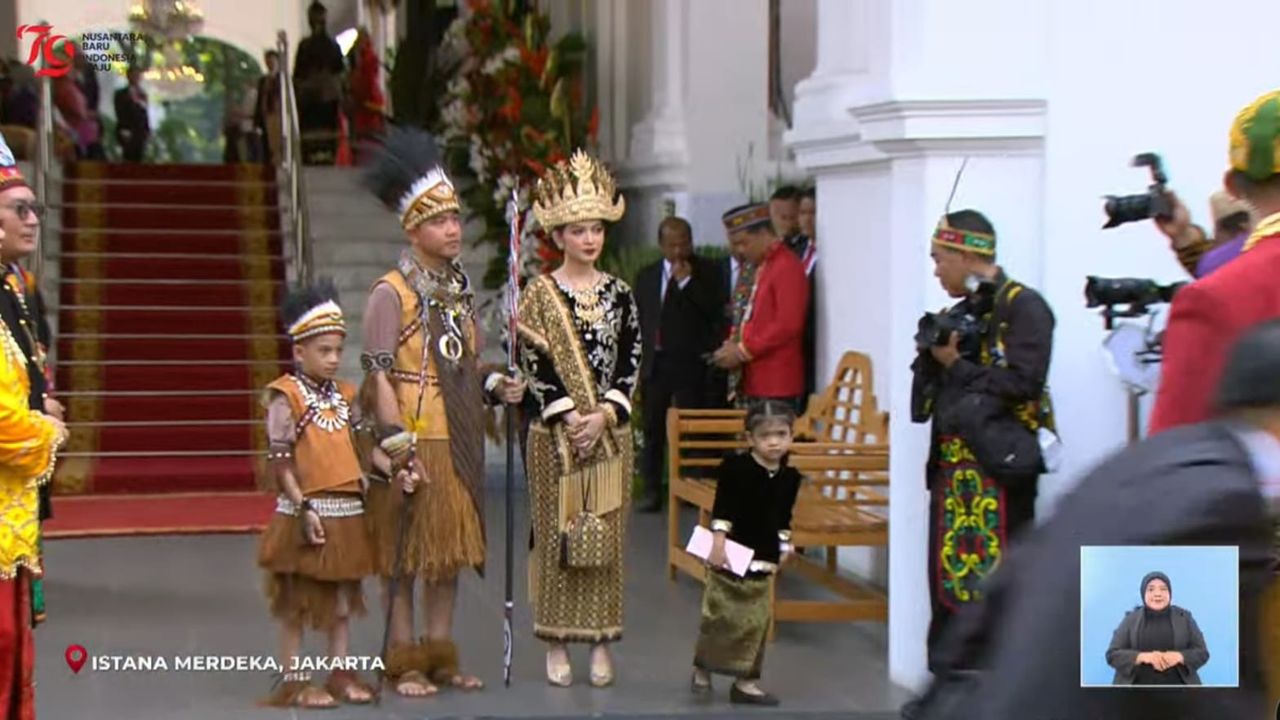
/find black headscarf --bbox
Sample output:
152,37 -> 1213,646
1141,571 -> 1171,602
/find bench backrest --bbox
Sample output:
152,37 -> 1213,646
666,408 -> 889,504
796,351 -> 888,445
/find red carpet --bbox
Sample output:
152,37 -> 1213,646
43,492 -> 275,539
53,162 -> 289,496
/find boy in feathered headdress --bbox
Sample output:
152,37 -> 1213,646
359,127 -> 525,697
257,280 -> 398,709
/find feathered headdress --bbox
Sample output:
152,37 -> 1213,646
531,149 -> 625,230
361,126 -> 461,231
0,131 -> 28,193
281,278 -> 345,343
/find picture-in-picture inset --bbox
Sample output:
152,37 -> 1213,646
1080,545 -> 1239,688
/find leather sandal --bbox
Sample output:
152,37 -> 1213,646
427,639 -> 484,691
325,670 -> 375,705
259,674 -> 339,709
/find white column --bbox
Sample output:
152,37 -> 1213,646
627,0 -> 689,166
789,0 -> 1050,695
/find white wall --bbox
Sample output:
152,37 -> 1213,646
791,0 -> 1280,696
1037,0 -> 1280,508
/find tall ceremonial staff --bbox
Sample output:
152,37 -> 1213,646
503,184 -> 521,687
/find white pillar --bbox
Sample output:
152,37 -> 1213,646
627,0 -> 689,166
788,0 -> 1050,694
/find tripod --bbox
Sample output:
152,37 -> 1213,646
1098,305 -> 1163,445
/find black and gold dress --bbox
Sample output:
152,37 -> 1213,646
517,272 -> 641,644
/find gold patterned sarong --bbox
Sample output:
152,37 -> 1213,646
693,569 -> 771,679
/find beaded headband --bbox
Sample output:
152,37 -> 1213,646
287,300 -> 346,342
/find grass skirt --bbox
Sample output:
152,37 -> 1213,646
364,439 -> 486,581
257,491 -> 373,630
527,422 -> 632,644
693,569 -> 771,679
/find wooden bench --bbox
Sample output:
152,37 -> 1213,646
666,394 -> 891,630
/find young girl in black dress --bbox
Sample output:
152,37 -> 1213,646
691,399 -> 803,706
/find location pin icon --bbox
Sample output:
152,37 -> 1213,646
65,645 -> 87,674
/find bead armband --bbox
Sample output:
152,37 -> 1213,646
379,430 -> 414,462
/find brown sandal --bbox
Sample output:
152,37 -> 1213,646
325,670 -> 375,705
258,675 -> 339,709
383,643 -> 438,698
426,639 -> 484,691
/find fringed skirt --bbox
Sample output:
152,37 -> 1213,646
693,569 -> 772,679
527,422 -> 632,644
256,491 -> 373,630
365,439 -> 486,581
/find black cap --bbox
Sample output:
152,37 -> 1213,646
1216,318 -> 1280,412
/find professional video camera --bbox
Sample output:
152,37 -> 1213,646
1102,153 -> 1173,229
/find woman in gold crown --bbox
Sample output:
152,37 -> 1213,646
517,150 -> 641,687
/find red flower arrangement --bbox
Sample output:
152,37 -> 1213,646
436,0 -> 597,289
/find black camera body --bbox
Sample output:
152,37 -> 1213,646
1103,153 -> 1172,229
915,307 -> 984,359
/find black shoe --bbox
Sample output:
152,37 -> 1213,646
900,696 -> 924,719
730,684 -> 779,706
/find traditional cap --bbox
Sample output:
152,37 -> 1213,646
531,149 -> 625,230
721,203 -> 771,233
931,216 -> 996,257
0,131 -> 28,193
281,279 -> 346,343
361,126 -> 461,231
1209,190 -> 1250,225
1229,89 -> 1280,182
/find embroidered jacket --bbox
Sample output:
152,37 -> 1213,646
0,323 -> 61,578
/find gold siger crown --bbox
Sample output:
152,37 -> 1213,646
531,149 -> 626,230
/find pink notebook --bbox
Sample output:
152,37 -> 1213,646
685,525 -> 755,577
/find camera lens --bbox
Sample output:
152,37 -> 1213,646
1102,193 -> 1155,229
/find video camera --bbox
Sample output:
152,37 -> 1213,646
1084,276 -> 1186,327
1102,153 -> 1172,229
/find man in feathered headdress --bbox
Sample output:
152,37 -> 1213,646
359,126 -> 524,697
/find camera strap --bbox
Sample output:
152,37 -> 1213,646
988,280 -> 1058,435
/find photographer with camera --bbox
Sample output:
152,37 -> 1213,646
909,209 -> 1057,679
1154,190 -> 1254,278
1149,89 -> 1280,435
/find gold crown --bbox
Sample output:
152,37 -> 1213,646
531,149 -> 625,230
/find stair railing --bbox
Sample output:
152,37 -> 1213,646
31,75 -> 54,285
276,31 -> 313,287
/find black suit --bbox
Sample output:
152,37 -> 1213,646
0,269 -> 53,519
114,86 -> 149,162
635,256 -> 724,500
920,420 -> 1271,720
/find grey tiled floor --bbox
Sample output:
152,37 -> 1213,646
36,492 -> 909,719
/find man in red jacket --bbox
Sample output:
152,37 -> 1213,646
711,203 -> 810,411
1149,88 -> 1280,435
